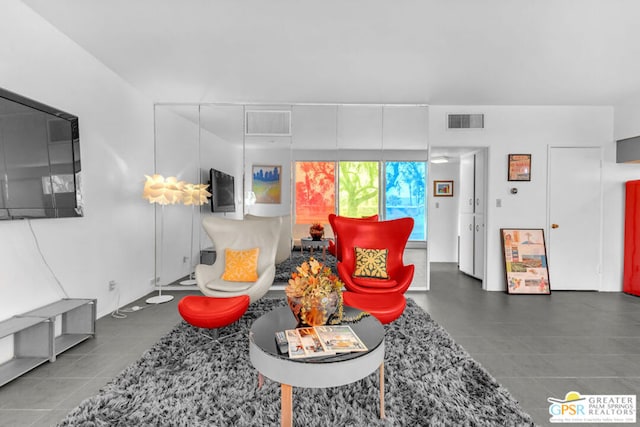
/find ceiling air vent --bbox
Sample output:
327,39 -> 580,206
245,110 -> 291,136
448,114 -> 484,129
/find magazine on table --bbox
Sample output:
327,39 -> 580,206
280,325 -> 367,358
314,325 -> 368,353
285,328 -> 334,359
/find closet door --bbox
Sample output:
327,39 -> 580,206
459,213 -> 475,275
459,154 -> 475,214
474,150 -> 485,215
473,214 -> 484,279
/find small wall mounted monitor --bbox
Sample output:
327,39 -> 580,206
209,168 -> 235,213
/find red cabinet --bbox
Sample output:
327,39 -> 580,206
624,180 -> 640,296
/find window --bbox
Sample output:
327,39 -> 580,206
338,161 -> 379,218
294,160 -> 426,241
385,161 -> 426,240
294,161 -> 335,224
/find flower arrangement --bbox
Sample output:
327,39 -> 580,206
285,257 -> 343,326
309,223 -> 325,240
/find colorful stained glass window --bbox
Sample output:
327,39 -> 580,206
385,161 -> 426,240
295,160 -> 426,241
338,161 -> 379,218
294,161 -> 335,224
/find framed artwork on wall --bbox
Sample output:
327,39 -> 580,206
500,228 -> 551,295
508,154 -> 531,181
252,165 -> 281,204
433,180 -> 454,197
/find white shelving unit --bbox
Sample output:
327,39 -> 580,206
0,316 -> 53,387
0,298 -> 96,387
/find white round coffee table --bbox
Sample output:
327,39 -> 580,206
249,306 -> 385,427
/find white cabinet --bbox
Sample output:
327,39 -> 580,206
474,214 -> 485,278
474,150 -> 485,215
458,151 -> 486,280
459,213 -> 475,275
459,154 -> 475,214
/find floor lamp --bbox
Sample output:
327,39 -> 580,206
143,174 -> 184,304
179,182 -> 211,286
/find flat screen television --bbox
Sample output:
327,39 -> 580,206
0,87 -> 82,220
209,168 -> 235,212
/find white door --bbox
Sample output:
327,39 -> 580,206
459,154 -> 475,214
459,213 -> 474,275
474,150 -> 486,215
474,214 -> 484,280
548,147 -> 602,290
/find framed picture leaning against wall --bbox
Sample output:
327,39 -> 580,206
500,228 -> 551,295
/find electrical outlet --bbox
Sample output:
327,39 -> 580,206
108,280 -> 117,291
149,277 -> 160,286
183,256 -> 189,263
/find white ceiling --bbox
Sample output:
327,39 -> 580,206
22,0 -> 640,106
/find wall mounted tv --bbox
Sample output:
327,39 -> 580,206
0,88 -> 82,220
209,168 -> 235,212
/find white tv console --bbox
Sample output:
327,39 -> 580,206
0,298 -> 96,387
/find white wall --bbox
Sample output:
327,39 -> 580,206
0,2 -> 154,320
428,161 -> 460,262
429,106 -> 615,291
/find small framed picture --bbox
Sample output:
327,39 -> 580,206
433,180 -> 454,197
508,154 -> 531,181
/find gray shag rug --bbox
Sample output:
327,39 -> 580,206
275,250 -> 338,282
58,298 -> 534,426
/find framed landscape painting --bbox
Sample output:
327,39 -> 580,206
433,180 -> 454,197
500,228 -> 551,295
252,165 -> 281,204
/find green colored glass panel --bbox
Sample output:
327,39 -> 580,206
338,161 -> 379,218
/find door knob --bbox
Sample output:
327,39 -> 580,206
551,224 -> 559,229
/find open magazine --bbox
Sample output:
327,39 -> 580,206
314,325 -> 368,353
286,327 -> 334,358
283,325 -> 367,359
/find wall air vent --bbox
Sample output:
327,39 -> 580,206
617,135 -> 640,163
245,110 -> 291,136
447,114 -> 484,129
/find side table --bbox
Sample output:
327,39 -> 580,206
249,306 -> 385,427
300,237 -> 330,262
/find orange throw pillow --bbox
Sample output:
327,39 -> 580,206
222,248 -> 259,282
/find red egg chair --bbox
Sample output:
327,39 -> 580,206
327,213 -> 378,261
333,216 -> 414,294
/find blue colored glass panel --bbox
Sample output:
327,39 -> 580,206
385,161 -> 426,240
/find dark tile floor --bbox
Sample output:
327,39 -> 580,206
1,262 -> 639,426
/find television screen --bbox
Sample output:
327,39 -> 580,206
209,168 -> 235,212
0,87 -> 82,220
